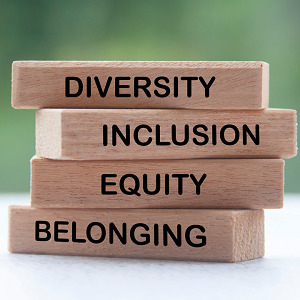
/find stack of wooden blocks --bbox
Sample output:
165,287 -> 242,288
9,61 -> 297,262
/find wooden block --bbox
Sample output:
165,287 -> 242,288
12,61 -> 269,109
31,157 -> 284,209
36,109 -> 297,160
8,205 -> 264,262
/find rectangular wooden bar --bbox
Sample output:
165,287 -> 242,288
12,61 -> 269,109
36,108 -> 297,160
8,206 -> 264,262
31,157 -> 284,209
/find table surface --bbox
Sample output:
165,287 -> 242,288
1,194 -> 300,300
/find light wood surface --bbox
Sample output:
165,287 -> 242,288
12,61 -> 269,109
36,109 -> 297,160
31,157 -> 284,209
8,205 -> 264,262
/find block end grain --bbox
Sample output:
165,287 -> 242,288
261,62 -> 269,108
294,110 -> 298,157
232,210 -> 265,262
8,206 -> 13,253
11,61 -> 22,109
36,109 -> 62,159
282,109 -> 298,158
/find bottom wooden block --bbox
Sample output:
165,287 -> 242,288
8,206 -> 264,262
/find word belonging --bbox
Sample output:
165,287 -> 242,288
35,221 -> 207,248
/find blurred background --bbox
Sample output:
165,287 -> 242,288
0,0 -> 299,193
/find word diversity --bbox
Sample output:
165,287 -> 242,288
65,75 -> 216,98
9,61 -> 297,263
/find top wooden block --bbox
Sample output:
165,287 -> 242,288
12,61 -> 269,109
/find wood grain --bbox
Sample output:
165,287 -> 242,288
35,109 -> 297,160
8,205 -> 264,262
12,61 -> 269,109
31,157 -> 284,209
